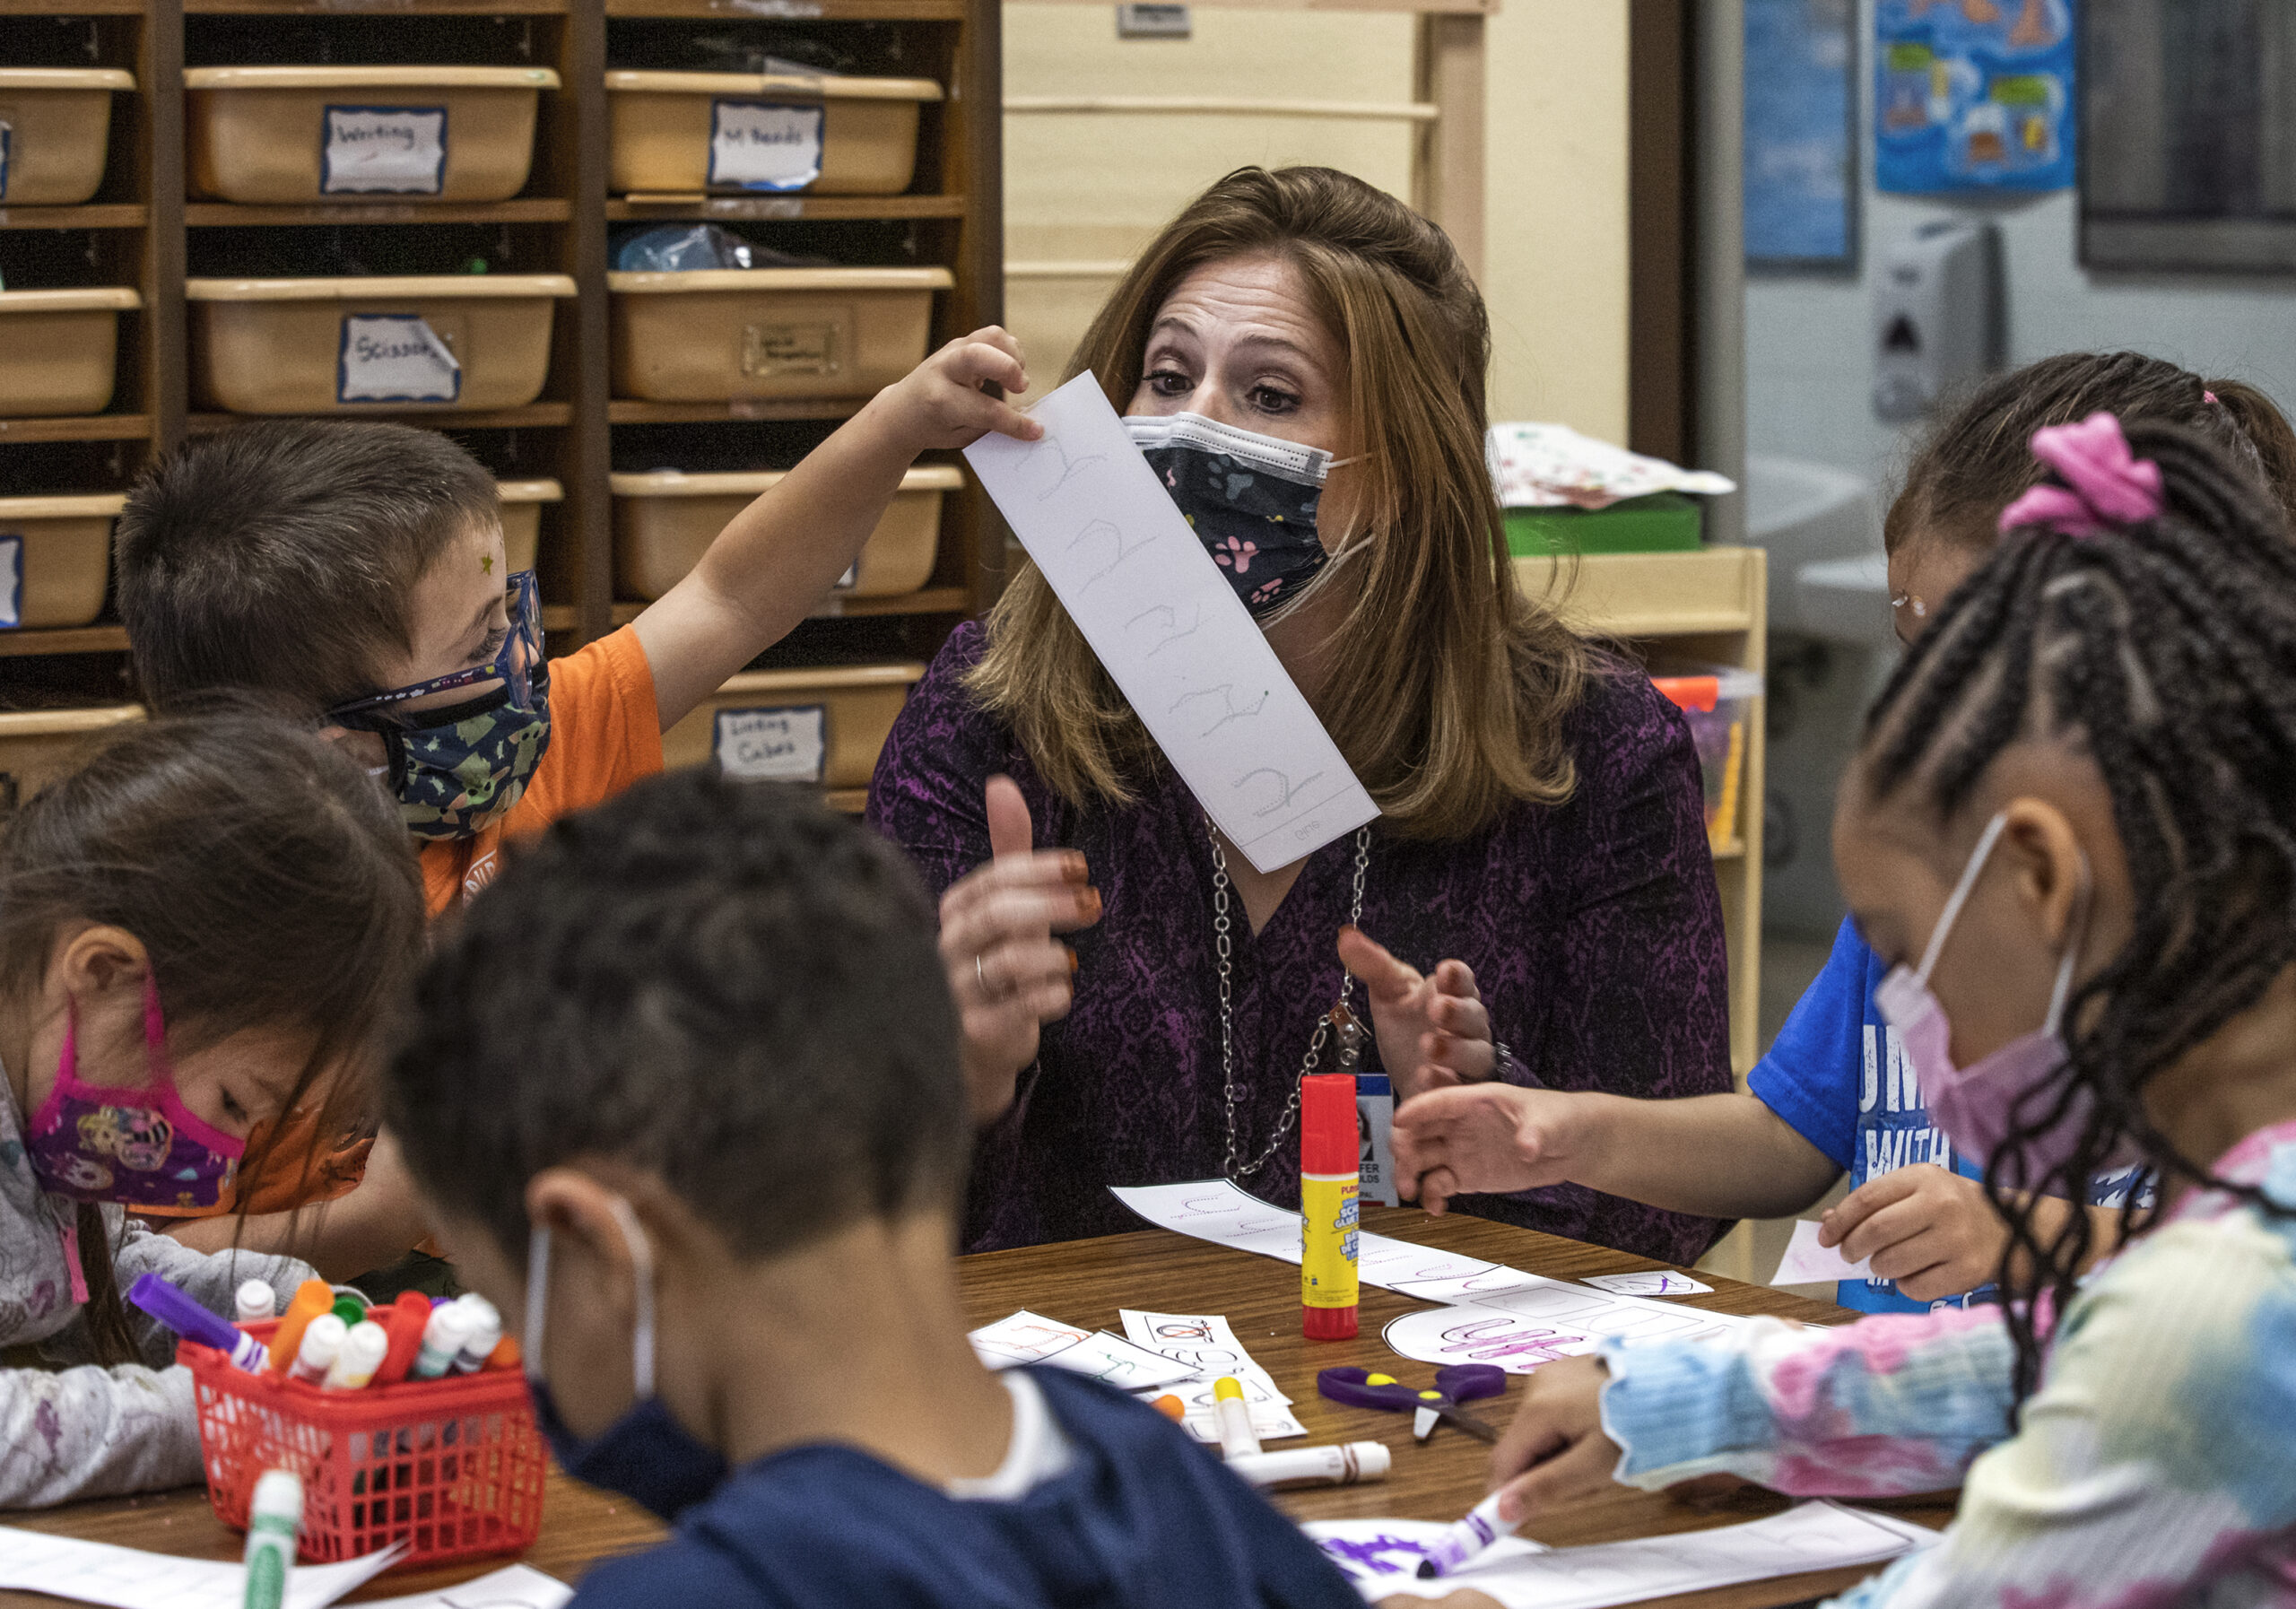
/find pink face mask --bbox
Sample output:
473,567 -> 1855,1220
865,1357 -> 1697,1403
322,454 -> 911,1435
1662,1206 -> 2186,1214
1874,812 -> 2114,1185
23,978 -> 245,1215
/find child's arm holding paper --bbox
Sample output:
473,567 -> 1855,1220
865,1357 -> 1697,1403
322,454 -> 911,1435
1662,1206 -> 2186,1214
631,328 -> 1041,731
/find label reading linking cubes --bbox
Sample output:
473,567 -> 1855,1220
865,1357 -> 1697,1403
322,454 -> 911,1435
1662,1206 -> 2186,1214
744,320 -> 839,378
339,315 -> 461,404
714,704 -> 827,783
321,106 -> 448,195
0,535 -> 22,629
1299,1172 -> 1360,1309
708,100 -> 825,192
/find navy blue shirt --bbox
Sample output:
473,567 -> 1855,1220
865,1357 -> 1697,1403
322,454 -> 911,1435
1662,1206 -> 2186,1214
1748,918 -> 2149,1314
570,1368 -> 1361,1609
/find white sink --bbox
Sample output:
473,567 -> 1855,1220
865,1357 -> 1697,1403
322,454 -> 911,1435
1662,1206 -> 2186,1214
1744,456 -> 1882,635
1795,552 -> 1896,649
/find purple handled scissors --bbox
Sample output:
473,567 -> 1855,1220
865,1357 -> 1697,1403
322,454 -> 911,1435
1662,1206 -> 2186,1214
1317,1364 -> 1508,1444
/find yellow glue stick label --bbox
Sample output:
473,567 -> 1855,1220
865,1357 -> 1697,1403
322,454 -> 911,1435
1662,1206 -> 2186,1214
1300,1171 -> 1361,1309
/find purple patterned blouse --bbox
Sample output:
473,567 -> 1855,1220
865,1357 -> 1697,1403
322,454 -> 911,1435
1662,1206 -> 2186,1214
868,622 -> 1734,1263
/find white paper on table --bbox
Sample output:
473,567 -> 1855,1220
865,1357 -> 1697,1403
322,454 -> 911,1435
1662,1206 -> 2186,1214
1775,1219 -> 1874,1285
0,1529 -> 404,1609
1308,1500 -> 1931,1607
357,1563 -> 572,1609
1381,1275 -> 1747,1374
1581,1269 -> 1715,1298
966,374 -> 1380,872
1118,1309 -> 1307,1441
967,1310 -> 1201,1392
1106,1178 -> 1500,1293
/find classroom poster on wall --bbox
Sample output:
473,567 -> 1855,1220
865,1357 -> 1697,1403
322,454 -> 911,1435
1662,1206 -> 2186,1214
1744,0 -> 1857,268
1874,0 -> 2075,194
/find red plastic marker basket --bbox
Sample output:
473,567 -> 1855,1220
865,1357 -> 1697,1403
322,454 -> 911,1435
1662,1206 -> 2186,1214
182,1319 -> 545,1567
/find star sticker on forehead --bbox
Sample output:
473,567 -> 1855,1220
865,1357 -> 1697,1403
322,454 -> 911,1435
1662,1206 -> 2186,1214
482,554 -> 494,576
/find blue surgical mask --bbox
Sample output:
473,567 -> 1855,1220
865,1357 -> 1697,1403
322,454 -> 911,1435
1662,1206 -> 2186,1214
524,1197 -> 727,1522
1124,413 -> 1367,619
327,569 -> 553,841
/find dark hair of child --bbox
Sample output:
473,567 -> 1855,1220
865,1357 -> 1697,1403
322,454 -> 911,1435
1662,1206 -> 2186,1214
1859,418 -> 2296,1404
0,707 -> 425,1361
114,420 -> 500,711
387,770 -> 970,1271
1888,352 -> 2296,558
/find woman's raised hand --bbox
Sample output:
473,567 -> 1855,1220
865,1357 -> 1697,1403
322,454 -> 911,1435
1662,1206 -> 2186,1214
1335,926 -> 1496,1101
938,776 -> 1101,1126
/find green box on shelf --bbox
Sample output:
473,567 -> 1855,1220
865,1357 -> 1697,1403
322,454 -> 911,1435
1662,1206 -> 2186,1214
1503,491 -> 1704,556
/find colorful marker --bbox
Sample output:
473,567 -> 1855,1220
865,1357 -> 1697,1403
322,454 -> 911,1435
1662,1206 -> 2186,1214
1151,1394 -> 1186,1422
267,1281 -> 335,1374
329,1296 -> 367,1327
235,1280 -> 276,1324
1226,1441 -> 1390,1491
1212,1377 -> 1262,1460
1414,1491 -> 1515,1579
286,1314 -> 347,1386
126,1273 -> 268,1373
483,1335 -> 521,1372
241,1468 -> 300,1609
324,1320 -> 389,1389
375,1292 -> 432,1386
410,1304 -> 472,1381
450,1295 -> 501,1375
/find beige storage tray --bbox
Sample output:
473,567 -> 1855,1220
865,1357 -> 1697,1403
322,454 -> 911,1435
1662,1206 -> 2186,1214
661,662 -> 923,790
0,288 -> 140,418
607,266 -> 950,404
184,274 -> 576,414
610,464 -> 957,601
185,66 -> 560,204
0,704 -> 144,807
604,70 -> 942,197
0,494 -> 124,629
495,477 -> 561,575
0,69 -> 135,205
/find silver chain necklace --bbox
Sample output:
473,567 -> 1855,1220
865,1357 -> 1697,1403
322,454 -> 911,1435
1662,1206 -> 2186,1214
1209,819 -> 1372,1182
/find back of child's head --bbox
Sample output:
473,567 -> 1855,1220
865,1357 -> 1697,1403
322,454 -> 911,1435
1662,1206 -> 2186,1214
115,420 -> 500,711
1888,352 -> 2296,560
1858,415 -> 2296,1390
387,768 -> 970,1270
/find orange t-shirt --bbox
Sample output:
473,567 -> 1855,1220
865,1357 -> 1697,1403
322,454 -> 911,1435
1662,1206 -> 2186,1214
230,627 -> 664,1215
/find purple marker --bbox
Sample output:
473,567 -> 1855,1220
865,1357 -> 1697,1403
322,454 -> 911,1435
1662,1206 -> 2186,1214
1414,1491 -> 1514,1579
127,1273 -> 267,1373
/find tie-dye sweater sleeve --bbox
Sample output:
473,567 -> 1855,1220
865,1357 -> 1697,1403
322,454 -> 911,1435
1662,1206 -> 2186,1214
1599,1209 -> 2296,1609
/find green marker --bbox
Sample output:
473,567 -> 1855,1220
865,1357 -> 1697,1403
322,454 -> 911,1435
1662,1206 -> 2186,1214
242,1468 -> 300,1609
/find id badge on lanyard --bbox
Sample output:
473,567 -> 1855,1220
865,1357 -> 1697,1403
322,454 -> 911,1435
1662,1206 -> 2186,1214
1356,1073 -> 1400,1206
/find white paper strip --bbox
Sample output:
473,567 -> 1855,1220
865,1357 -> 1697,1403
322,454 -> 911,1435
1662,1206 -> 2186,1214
1379,1274 -> 1745,1375
0,1530 -> 404,1609
1581,1269 -> 1714,1298
1118,1309 -> 1307,1441
358,1564 -> 571,1609
1774,1219 -> 1874,1285
966,374 -> 1379,871
966,1309 -> 1200,1392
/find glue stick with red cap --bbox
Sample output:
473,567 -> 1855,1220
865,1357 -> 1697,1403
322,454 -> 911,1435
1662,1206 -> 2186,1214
1300,1073 -> 1360,1340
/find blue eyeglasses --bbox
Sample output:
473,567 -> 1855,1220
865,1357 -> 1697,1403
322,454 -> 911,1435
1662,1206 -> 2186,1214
327,570 -> 545,728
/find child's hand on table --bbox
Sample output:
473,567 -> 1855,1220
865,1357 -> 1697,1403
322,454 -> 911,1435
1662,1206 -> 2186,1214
1485,1354 -> 1624,1520
1388,1083 -> 1600,1214
1819,1162 -> 2006,1302
938,776 -> 1101,1126
1336,926 -> 1496,1101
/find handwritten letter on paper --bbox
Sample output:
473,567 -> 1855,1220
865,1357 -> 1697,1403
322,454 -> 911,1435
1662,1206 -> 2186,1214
965,374 -> 1379,872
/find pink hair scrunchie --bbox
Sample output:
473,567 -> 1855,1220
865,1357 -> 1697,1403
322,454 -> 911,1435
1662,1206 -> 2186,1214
1997,412 -> 2164,538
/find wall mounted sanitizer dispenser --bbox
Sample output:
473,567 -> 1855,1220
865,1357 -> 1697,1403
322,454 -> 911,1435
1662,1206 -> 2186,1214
1873,220 -> 2005,422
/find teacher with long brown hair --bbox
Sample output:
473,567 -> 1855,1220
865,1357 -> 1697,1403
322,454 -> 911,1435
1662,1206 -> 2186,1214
869,166 -> 1733,1262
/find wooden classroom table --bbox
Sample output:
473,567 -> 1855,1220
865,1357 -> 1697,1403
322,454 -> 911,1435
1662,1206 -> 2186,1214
0,1205 -> 1952,1609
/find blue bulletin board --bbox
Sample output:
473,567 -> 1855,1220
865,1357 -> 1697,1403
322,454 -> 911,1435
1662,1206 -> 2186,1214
1744,0 -> 1857,268
1875,0 -> 2075,194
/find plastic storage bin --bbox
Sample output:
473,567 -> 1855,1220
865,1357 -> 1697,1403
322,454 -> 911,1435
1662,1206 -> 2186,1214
607,266 -> 950,403
1652,666 -> 1762,853
0,69 -> 135,204
184,1320 -> 544,1568
0,288 -> 140,417
661,663 -> 924,789
604,70 -> 943,196
611,464 -> 955,600
184,275 -> 576,414
0,705 -> 142,809
0,494 -> 123,629
186,66 -> 559,204
495,478 -> 560,576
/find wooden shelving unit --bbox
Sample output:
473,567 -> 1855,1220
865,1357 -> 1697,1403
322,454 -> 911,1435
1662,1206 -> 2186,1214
0,0 -> 1003,815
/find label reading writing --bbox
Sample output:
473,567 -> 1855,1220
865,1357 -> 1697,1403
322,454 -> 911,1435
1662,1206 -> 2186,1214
338,315 -> 461,404
714,704 -> 827,783
743,320 -> 839,378
0,535 -> 22,629
707,100 -> 825,192
321,106 -> 448,195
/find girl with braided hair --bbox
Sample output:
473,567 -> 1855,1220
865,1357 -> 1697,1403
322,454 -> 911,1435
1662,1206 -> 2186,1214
1452,413 -> 2296,1609
1392,352 -> 2296,1315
